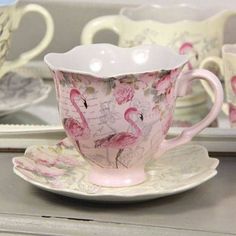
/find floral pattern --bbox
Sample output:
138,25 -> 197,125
113,82 -> 134,105
52,67 -> 181,169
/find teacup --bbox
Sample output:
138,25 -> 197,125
200,44 -> 236,125
44,44 -> 223,187
0,0 -> 54,78
81,4 -> 236,71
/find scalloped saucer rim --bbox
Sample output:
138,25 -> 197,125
13,167 -> 218,202
12,140 -> 219,202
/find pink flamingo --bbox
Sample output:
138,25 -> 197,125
95,107 -> 143,168
231,76 -> 236,94
63,88 -> 90,153
179,42 -> 199,70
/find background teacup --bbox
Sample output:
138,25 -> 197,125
45,44 -> 223,187
81,4 -> 235,126
200,44 -> 236,125
0,0 -> 54,78
81,4 -> 235,69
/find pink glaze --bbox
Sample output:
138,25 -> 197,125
89,166 -> 146,187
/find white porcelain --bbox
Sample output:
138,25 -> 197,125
0,72 -> 51,117
45,44 -> 188,77
13,139 -> 219,202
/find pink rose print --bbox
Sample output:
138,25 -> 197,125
140,72 -> 159,83
114,83 -> 134,105
136,72 -> 159,89
162,114 -> 173,136
154,74 -> 172,95
229,103 -> 236,123
231,76 -> 236,94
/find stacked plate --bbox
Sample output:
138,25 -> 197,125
0,72 -> 51,117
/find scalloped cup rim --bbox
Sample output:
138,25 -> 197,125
44,44 -> 188,78
119,4 -> 230,24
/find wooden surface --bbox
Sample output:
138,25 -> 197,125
0,153 -> 235,235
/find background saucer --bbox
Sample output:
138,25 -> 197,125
0,72 -> 51,117
13,141 -> 219,202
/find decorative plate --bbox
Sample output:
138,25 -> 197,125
13,139 -> 219,202
0,72 -> 51,117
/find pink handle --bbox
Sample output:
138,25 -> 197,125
157,69 -> 224,157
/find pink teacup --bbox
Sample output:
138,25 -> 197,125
44,44 -> 223,187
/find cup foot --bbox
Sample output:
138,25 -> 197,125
88,166 -> 146,187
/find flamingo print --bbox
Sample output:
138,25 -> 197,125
179,42 -> 199,70
63,88 -> 90,153
94,107 -> 143,168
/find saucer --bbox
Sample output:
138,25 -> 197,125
13,139 -> 219,202
0,72 -> 51,117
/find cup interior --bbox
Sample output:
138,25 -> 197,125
44,44 -> 188,78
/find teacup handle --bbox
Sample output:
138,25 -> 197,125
0,4 -> 54,78
81,15 -> 122,44
157,69 -> 223,157
200,57 -> 228,115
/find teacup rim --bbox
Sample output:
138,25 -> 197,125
0,0 -> 17,7
119,4 -> 231,24
44,43 -> 188,78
